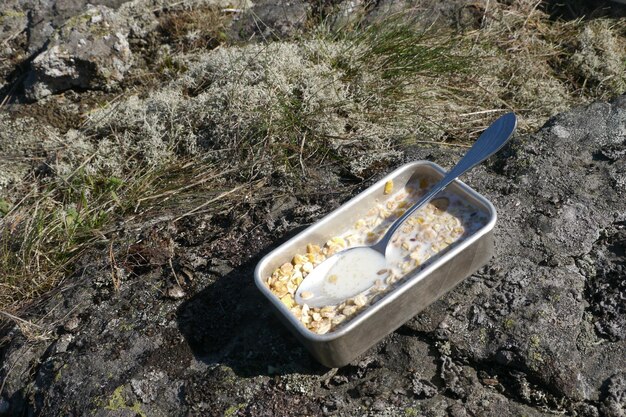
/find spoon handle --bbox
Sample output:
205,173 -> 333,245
372,112 -> 517,253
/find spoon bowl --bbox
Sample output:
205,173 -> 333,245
295,113 -> 517,308
296,247 -> 388,307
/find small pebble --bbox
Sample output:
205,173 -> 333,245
63,316 -> 80,332
166,285 -> 185,299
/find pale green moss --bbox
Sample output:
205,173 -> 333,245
105,385 -> 147,417
224,403 -> 246,416
503,318 -> 516,330
405,406 -> 420,416
119,323 -> 134,332
530,334 -> 541,348
54,364 -> 68,383
479,328 -> 487,344
61,13 -> 92,33
528,335 -> 545,371
1,9 -> 26,18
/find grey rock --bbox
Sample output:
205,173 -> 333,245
131,370 -> 166,403
326,0 -> 368,30
447,402 -> 469,417
209,258 -> 234,277
0,397 -> 9,415
405,95 -> 626,403
440,356 -> 469,398
26,0 -> 130,54
0,0 -> 134,84
1,0 -> 253,99
24,4 -> 133,100
63,316 -> 80,332
0,2 -> 28,40
234,0 -> 311,39
0,0 -> 144,56
410,374 -> 438,398
599,373 -> 626,417
0,1 -> 29,78
0,0 -> 247,55
53,334 -> 74,354
366,0 -> 482,29
165,284 -> 186,299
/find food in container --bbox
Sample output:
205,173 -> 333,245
254,161 -> 496,367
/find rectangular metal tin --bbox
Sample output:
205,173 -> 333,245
254,161 -> 496,368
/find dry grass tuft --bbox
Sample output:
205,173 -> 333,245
333,0 -> 626,143
158,6 -> 230,52
0,157 -> 244,310
459,0 -> 625,131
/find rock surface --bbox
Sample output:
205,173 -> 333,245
24,4 -> 134,100
0,0 -> 136,99
1,93 -> 624,415
234,0 -> 310,39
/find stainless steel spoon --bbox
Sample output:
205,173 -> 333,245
295,112 -> 517,308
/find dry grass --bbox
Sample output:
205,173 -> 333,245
0,157 -> 245,310
158,6 -> 230,52
465,1 -> 625,126
326,1 -> 626,143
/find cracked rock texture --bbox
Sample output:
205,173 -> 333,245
0,0 -> 137,95
1,90 -> 625,415
23,4 -> 134,100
